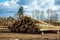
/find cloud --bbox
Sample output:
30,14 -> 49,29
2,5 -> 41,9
17,0 -> 33,5
20,0 -> 60,19
22,0 -> 59,13
0,0 -> 60,18
0,0 -> 59,13
54,0 -> 60,13
0,0 -> 20,13
25,0 -> 59,10
55,0 -> 60,5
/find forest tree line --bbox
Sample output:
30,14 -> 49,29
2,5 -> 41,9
17,6 -> 59,22
0,6 -> 60,26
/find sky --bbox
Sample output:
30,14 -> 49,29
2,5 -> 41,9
0,0 -> 60,18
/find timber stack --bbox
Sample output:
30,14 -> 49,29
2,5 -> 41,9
9,16 -> 40,33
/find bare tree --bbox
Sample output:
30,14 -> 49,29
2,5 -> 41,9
50,11 -> 58,22
35,9 -> 40,20
47,9 -> 53,21
54,11 -> 58,22
40,11 -> 44,21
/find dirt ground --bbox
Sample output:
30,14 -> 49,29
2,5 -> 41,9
0,33 -> 60,40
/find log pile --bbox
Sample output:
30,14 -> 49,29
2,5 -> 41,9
9,16 -> 39,33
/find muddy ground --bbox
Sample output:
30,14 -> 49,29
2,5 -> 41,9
0,33 -> 60,40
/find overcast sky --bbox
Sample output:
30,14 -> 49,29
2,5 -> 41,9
0,0 -> 60,17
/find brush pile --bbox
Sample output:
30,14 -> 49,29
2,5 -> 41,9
9,16 -> 40,33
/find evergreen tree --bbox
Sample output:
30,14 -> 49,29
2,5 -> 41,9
15,6 -> 24,19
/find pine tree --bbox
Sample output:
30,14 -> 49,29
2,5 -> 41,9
15,6 -> 24,19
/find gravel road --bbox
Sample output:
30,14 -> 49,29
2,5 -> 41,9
0,33 -> 60,40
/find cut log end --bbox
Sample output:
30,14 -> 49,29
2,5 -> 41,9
41,32 -> 44,35
57,31 -> 60,34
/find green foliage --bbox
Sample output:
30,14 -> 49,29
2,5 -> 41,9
15,6 -> 24,19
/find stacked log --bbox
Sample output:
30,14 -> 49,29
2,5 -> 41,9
9,16 -> 39,33
0,26 -> 10,32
